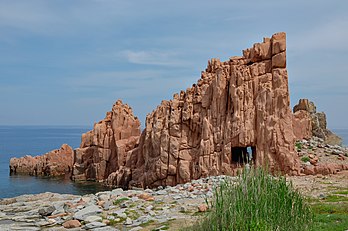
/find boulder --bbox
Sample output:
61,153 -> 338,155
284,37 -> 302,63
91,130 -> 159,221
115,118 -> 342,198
63,220 -> 81,228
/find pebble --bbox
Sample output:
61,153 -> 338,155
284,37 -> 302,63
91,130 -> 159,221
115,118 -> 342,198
124,217 -> 132,225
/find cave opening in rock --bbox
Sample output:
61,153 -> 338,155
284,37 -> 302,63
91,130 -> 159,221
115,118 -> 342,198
231,146 -> 256,166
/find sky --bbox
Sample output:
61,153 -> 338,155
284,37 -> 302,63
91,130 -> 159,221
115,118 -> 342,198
0,0 -> 347,129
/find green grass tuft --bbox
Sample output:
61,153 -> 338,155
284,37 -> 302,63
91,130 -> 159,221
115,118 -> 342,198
184,167 -> 313,231
301,156 -> 310,162
113,197 -> 130,205
333,190 -> 348,195
295,142 -> 302,151
324,195 -> 348,202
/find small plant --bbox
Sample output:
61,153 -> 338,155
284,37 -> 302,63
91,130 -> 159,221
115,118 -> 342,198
113,197 -> 130,205
295,141 -> 303,151
301,156 -> 310,162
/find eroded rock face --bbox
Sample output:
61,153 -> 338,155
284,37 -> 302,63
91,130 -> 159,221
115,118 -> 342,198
72,100 -> 141,188
128,32 -> 300,188
292,110 -> 312,140
293,99 -> 342,145
9,144 -> 73,176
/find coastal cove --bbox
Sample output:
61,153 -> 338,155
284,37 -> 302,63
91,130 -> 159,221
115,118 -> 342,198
0,126 -> 111,199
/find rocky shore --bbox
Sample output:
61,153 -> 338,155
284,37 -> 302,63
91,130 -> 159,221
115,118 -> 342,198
0,175 -> 231,231
2,136 -> 347,230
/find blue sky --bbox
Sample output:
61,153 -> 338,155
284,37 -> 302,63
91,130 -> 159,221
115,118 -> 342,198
0,0 -> 347,129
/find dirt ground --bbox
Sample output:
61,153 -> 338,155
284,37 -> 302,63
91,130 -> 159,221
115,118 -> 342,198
289,170 -> 348,198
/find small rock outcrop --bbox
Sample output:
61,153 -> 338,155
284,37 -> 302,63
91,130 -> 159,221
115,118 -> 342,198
9,144 -> 73,176
293,99 -> 342,145
72,100 -> 141,188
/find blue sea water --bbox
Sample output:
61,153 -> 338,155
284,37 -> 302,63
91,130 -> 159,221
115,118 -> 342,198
0,126 -> 111,199
1,126 -> 347,199
332,128 -> 348,147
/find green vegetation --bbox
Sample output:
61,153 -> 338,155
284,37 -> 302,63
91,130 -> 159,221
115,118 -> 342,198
311,202 -> 348,214
113,197 -> 130,205
313,214 -> 348,231
185,167 -> 313,231
333,190 -> 348,195
311,201 -> 348,230
323,195 -> 348,202
301,156 -> 310,162
295,141 -> 302,151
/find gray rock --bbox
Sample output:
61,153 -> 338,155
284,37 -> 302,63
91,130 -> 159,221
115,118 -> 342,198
84,221 -> 106,229
144,189 -> 153,194
116,212 -> 127,219
107,215 -> 115,220
93,227 -> 120,231
124,217 -> 132,225
156,190 -> 167,195
8,226 -> 41,231
103,200 -> 112,210
153,225 -> 169,231
73,204 -> 102,220
168,187 -> 180,193
129,227 -> 143,231
111,188 -> 124,197
38,205 -> 55,216
84,215 -> 102,223
145,205 -> 153,212
131,196 -> 139,202
112,208 -> 126,216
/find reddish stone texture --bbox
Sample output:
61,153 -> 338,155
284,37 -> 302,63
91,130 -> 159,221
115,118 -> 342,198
127,32 -> 300,188
292,110 -> 312,140
16,32 -> 346,187
303,163 -> 348,176
72,99 -> 141,188
9,144 -> 73,176
293,99 -> 342,145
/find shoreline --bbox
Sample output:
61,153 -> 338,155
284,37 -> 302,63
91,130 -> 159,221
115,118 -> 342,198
1,171 -> 348,231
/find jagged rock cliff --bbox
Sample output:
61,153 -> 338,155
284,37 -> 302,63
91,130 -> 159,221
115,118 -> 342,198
293,99 -> 342,145
72,100 -> 141,188
127,32 -> 300,188
9,144 -> 73,176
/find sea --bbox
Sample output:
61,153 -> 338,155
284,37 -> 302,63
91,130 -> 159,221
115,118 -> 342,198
0,126 -> 347,199
0,126 -> 111,199
332,129 -> 348,146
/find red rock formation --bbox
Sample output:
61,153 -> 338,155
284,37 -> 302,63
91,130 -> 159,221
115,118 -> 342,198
9,144 -> 73,176
127,32 -> 300,188
72,100 -> 141,187
292,110 -> 312,140
293,99 -> 342,145
11,32 -> 317,187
